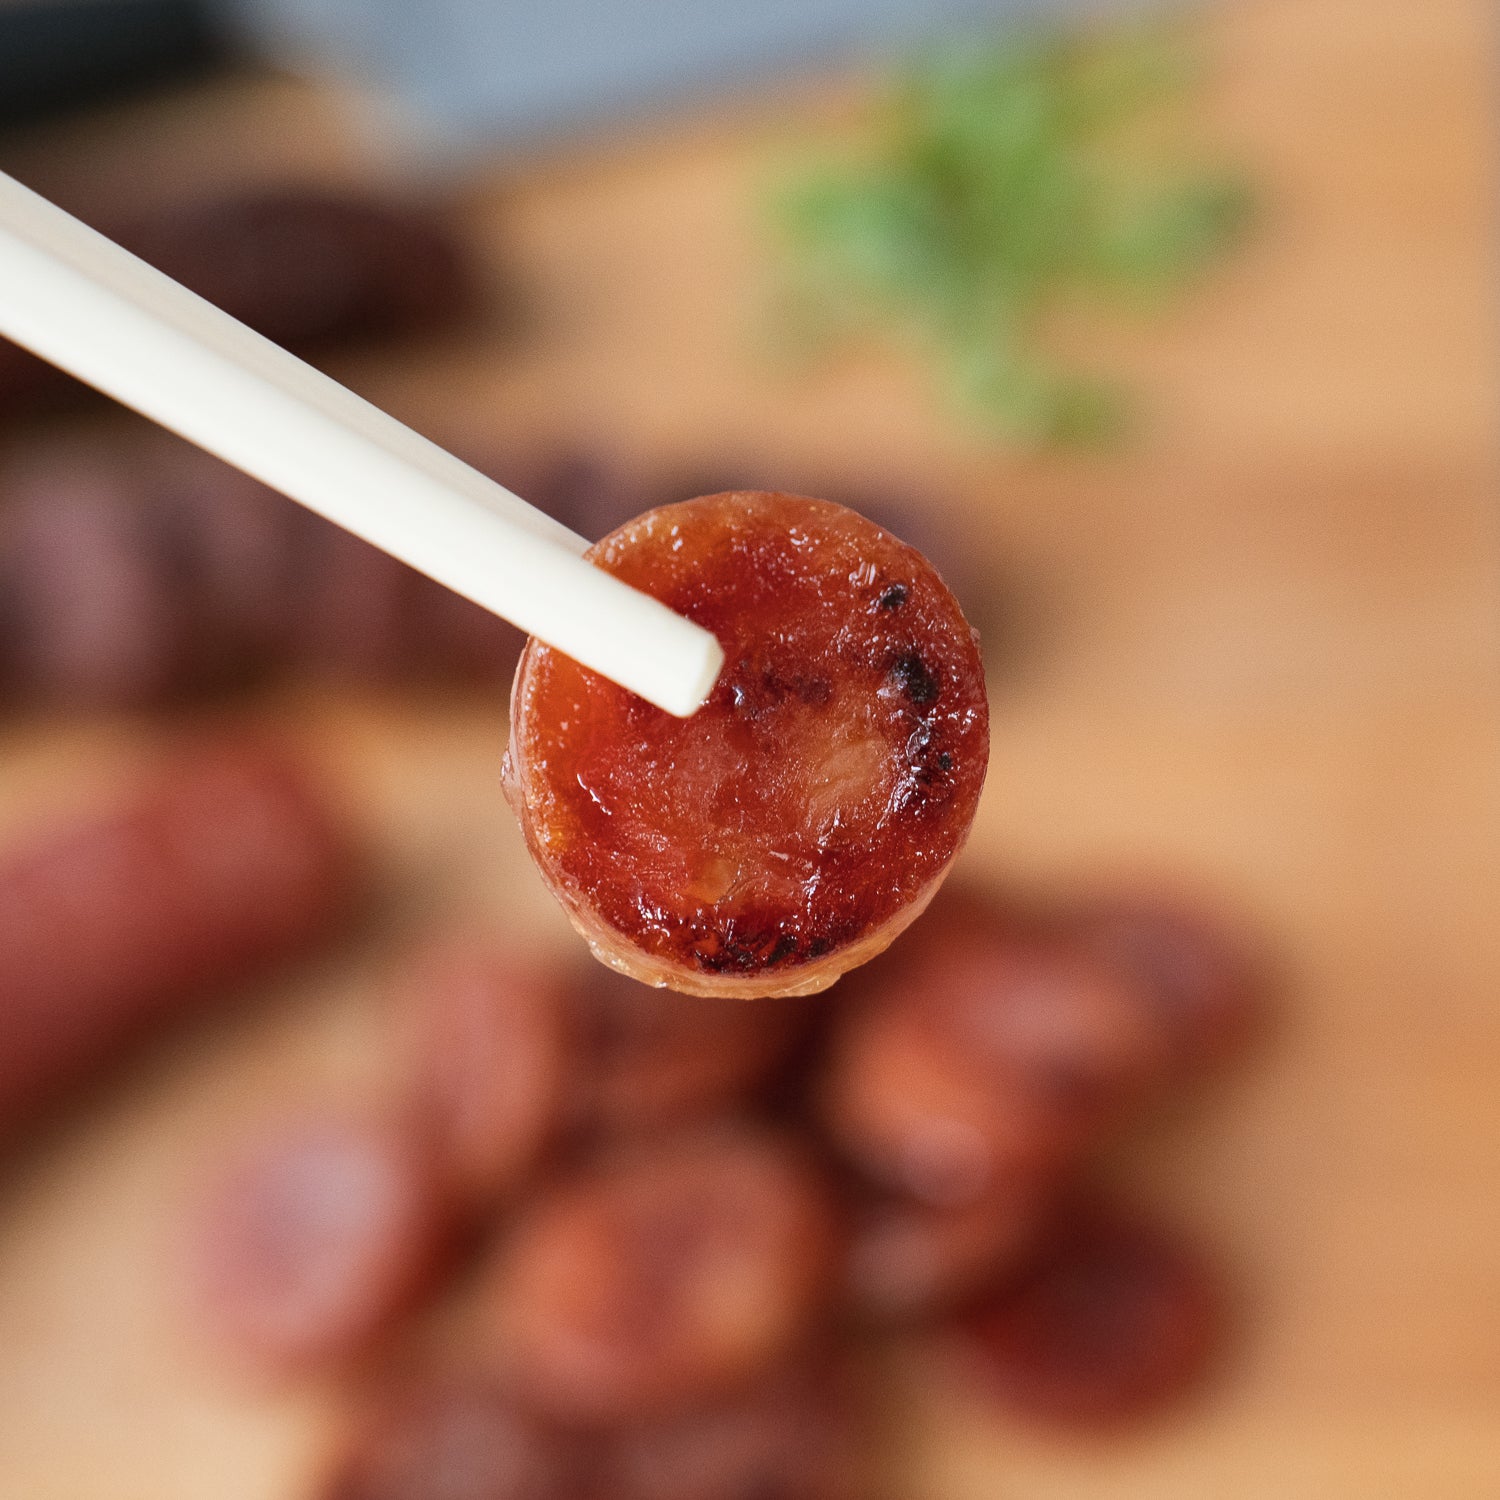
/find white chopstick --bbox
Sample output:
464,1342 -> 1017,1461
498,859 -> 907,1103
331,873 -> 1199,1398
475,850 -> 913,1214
0,170 -> 723,717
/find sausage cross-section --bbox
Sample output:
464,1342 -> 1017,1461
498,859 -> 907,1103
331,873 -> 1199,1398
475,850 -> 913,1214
504,492 -> 989,998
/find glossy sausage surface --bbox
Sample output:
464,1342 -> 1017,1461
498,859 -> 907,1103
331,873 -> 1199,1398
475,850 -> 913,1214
505,492 -> 988,997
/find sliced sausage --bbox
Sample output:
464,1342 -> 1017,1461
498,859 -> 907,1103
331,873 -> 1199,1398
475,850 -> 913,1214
402,943 -> 572,1207
843,1181 -> 1047,1324
947,1200 -> 1224,1427
599,1360 -> 866,1500
1061,890 -> 1266,1074
0,449 -> 187,707
504,491 -> 989,997
0,740 -> 356,1137
0,189 -> 477,421
565,959 -> 806,1136
485,1127 -> 842,1424
0,429 -> 524,709
187,1112 -> 450,1373
819,891 -> 1168,1203
320,1372 -> 592,1500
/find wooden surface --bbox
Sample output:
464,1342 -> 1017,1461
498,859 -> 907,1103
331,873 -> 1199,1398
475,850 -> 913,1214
1,0 -> 1497,1494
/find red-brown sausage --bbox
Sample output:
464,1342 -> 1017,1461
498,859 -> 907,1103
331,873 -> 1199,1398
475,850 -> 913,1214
0,450 -> 187,708
0,431 -> 526,709
485,1127 -> 842,1424
0,740 -> 356,1136
946,1199 -> 1224,1427
402,943 -> 572,1207
186,1111 -> 451,1374
843,1181 -> 1048,1325
504,491 -> 989,997
565,959 -> 807,1136
599,1361 -> 867,1500
1061,889 -> 1266,1075
819,890 -> 1168,1203
318,1374 -> 591,1500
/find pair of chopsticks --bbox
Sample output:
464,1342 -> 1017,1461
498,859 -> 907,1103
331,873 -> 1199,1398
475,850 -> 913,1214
0,170 -> 723,718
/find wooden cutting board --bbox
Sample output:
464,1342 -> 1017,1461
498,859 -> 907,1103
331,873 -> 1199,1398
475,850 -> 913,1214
0,0 -> 1495,1494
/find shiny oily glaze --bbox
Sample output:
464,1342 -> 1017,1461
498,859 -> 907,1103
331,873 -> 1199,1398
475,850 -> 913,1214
504,492 -> 989,997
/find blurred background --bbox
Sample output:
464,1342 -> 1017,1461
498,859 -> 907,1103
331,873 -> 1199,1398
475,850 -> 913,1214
0,0 -> 1495,1496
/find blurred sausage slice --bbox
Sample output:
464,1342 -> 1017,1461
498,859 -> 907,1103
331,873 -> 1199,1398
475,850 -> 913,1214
321,1374 -> 591,1500
948,1200 -> 1223,1427
820,892 -> 1168,1204
115,191 -> 475,350
290,522 -> 429,684
565,960 -> 806,1136
843,1181 -> 1047,1325
600,1361 -> 866,1500
402,943 -> 571,1208
146,439 -> 311,688
187,1112 -> 450,1373
0,740 -> 357,1138
0,427 -> 526,708
1061,890 -> 1266,1075
486,1128 -> 842,1425
0,451 -> 186,708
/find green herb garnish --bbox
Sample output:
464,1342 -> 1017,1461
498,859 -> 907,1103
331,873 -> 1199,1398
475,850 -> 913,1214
767,27 -> 1252,444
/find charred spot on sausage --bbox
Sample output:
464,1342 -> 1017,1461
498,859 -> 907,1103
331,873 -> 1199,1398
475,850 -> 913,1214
890,652 -> 940,705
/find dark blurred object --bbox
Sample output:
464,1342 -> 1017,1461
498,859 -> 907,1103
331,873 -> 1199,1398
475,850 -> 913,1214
0,430 -> 530,708
949,1198 -> 1224,1426
564,959 -> 808,1138
843,1179 -> 1046,1325
0,453 -> 185,707
518,450 -> 661,555
485,1128 -> 842,1425
0,434 -> 1017,713
0,737 -> 357,1140
119,191 -> 475,345
820,887 -> 1171,1204
598,1360 -> 865,1500
402,943 -> 572,1210
320,1374 -> 589,1500
187,1110 -> 453,1373
1059,891 -> 1267,1077
0,0 -> 227,130
0,188 -> 478,420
